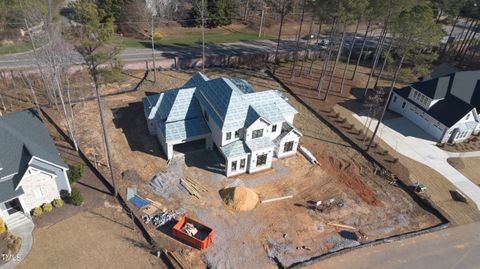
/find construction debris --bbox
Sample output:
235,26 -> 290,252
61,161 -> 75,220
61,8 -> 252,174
182,222 -> 199,237
164,250 -> 193,269
180,177 -> 208,199
260,195 -> 294,203
299,146 -> 319,165
326,222 -> 356,230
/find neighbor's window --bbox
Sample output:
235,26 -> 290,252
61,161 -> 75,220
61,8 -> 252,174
284,141 -> 294,152
231,160 -> 237,171
240,159 -> 246,169
235,130 -> 240,138
252,129 -> 263,138
402,102 -> 406,109
393,96 -> 397,102
272,124 -> 277,132
256,153 -> 268,166
226,132 -> 232,140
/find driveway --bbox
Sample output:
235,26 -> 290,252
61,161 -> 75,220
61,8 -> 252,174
353,114 -> 480,210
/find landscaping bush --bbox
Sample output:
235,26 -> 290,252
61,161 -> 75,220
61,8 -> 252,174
32,207 -> 42,217
334,112 -> 340,118
67,163 -> 84,184
42,202 -> 53,213
382,149 -> 389,155
0,218 -> 5,234
52,198 -> 64,208
67,187 -> 84,206
7,235 -> 22,254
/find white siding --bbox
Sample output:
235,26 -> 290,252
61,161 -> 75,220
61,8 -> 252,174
248,148 -> 273,173
245,118 -> 270,141
276,132 -> 300,158
19,169 -> 61,212
268,122 -> 283,139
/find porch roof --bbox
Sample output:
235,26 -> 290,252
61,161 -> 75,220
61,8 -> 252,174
246,137 -> 275,152
220,140 -> 250,158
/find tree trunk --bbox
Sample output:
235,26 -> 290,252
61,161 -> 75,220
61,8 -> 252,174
290,0 -> 307,78
151,14 -> 157,83
299,15 -> 315,75
458,20 -> 479,60
65,72 -> 78,151
20,72 -> 41,112
441,15 -> 459,57
454,18 -> 474,57
362,24 -> 388,97
325,21 -> 347,100
201,0 -> 206,72
308,19 -> 323,75
244,0 -> 250,22
273,1 -> 287,75
374,40 -> 393,88
366,54 -> 405,151
340,20 -> 360,94
92,69 -> 117,197
352,19 -> 371,79
317,18 -> 338,97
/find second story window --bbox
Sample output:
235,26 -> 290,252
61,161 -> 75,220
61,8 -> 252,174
226,132 -> 232,140
272,125 -> 277,132
252,129 -> 263,139
235,130 -> 240,138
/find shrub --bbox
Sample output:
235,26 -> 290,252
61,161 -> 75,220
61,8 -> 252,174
7,236 -> 22,254
52,198 -> 64,208
152,32 -> 163,41
67,163 -> 84,184
334,112 -> 340,118
67,187 -> 84,206
42,202 -> 53,213
32,207 -> 42,217
382,149 -> 389,155
0,219 -> 5,234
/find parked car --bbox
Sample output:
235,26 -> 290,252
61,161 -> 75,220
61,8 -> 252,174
302,34 -> 317,40
317,39 -> 330,46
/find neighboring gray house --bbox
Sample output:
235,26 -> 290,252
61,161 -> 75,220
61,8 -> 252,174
143,73 -> 302,176
389,70 -> 480,143
0,109 -> 71,228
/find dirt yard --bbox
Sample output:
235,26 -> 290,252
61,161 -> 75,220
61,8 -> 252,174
274,61 -> 480,226
448,157 -> 480,186
43,68 -> 444,268
18,205 -> 165,269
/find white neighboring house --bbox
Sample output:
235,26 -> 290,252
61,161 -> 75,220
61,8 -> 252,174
0,109 -> 71,228
389,70 -> 480,143
143,72 -> 302,176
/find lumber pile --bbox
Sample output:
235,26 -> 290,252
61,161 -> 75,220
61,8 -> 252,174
180,177 -> 208,199
163,250 -> 192,269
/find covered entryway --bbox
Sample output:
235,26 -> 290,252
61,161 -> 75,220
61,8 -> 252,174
5,198 -> 23,215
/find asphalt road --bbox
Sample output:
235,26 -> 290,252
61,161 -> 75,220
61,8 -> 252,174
303,222 -> 480,269
0,39 -> 307,70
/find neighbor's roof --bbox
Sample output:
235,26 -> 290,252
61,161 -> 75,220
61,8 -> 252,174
0,109 -> 67,183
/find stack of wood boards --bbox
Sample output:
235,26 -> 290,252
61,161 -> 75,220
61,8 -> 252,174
163,250 -> 192,269
179,177 -> 208,199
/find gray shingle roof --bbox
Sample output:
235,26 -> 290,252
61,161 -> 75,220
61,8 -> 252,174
0,109 -> 66,181
161,118 -> 211,142
246,137 -> 275,152
220,140 -> 250,158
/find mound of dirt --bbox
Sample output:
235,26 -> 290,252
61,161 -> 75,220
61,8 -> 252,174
219,186 -> 259,211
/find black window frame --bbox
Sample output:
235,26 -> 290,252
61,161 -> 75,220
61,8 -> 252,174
252,129 -> 263,139
240,159 -> 246,169
226,132 -> 232,140
284,141 -> 294,152
256,153 -> 268,166
231,160 -> 237,171
235,130 -> 240,138
272,124 -> 277,132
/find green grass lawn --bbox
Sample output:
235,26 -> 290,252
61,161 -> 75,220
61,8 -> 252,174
110,30 -> 273,49
0,41 -> 33,55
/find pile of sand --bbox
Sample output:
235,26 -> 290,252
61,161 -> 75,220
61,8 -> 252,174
219,186 -> 259,211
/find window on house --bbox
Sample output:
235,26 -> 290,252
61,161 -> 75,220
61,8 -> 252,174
226,132 -> 232,140
33,188 -> 43,200
466,114 -> 471,120
240,159 -> 246,169
393,96 -> 397,102
252,129 -> 263,138
284,141 -> 294,152
235,130 -> 240,138
402,102 -> 406,109
231,160 -> 237,171
256,153 -> 268,166
272,125 -> 277,132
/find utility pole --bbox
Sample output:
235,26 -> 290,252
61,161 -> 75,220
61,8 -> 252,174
259,4 -> 265,37
151,13 -> 157,84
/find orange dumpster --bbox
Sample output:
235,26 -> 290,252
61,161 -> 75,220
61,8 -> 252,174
172,216 -> 214,250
